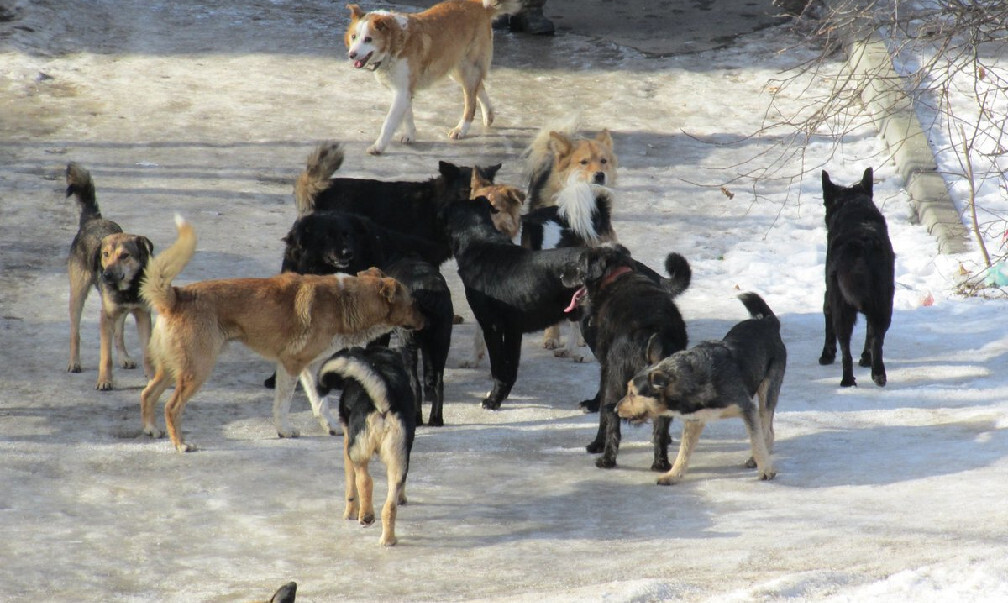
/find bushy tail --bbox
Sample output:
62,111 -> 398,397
294,141 -> 344,215
65,162 -> 101,227
141,215 -> 197,314
738,292 -> 779,325
317,351 -> 391,414
663,252 -> 692,298
484,0 -> 523,16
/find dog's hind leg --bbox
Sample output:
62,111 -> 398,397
140,366 -> 172,439
273,366 -> 303,438
864,318 -> 888,387
353,460 -> 376,526
833,301 -> 859,387
740,399 -> 776,481
67,263 -> 91,374
163,369 -> 210,452
421,344 -> 447,427
378,437 -> 408,546
342,424 -> 360,521
477,83 -> 494,127
111,311 -> 136,369
480,324 -> 520,410
657,419 -> 705,485
133,309 -> 153,378
818,289 -> 837,366
448,64 -> 482,140
298,360 -> 338,435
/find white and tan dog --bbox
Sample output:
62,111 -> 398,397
345,1 -> 518,155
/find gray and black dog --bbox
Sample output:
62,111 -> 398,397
616,293 -> 786,485
66,162 -> 154,390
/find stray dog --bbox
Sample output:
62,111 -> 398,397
442,196 -> 585,409
819,168 -> 895,387
318,345 -> 417,546
65,162 -> 154,391
383,255 -> 454,426
522,181 -> 617,357
561,245 -> 690,470
139,216 -> 425,452
524,123 -> 618,211
617,293 -> 786,484
250,582 -> 297,603
293,141 -> 498,266
345,1 -> 520,154
470,167 -> 524,239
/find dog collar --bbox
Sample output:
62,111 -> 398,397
564,265 -> 633,314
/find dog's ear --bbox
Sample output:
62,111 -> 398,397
439,161 -> 462,180
378,277 -> 405,303
596,129 -> 614,150
860,167 -> 873,194
508,188 -> 526,206
138,236 -> 154,258
372,14 -> 395,32
821,170 -> 837,206
470,167 -> 489,191
357,266 -> 385,279
645,333 -> 666,365
548,131 -> 573,158
477,163 -> 502,183
347,4 -> 365,20
647,369 -> 669,393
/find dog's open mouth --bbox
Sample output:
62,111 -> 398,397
564,286 -> 586,313
353,52 -> 379,70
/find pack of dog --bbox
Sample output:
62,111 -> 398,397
819,168 -> 895,387
318,344 -> 418,546
560,245 -> 691,471
524,123 -> 618,211
616,293 -> 786,484
138,216 -> 425,452
65,162 -> 154,391
344,0 -> 520,154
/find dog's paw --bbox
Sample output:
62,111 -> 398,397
458,358 -> 481,369
585,440 -> 604,454
553,349 -> 586,362
595,456 -> 617,469
343,504 -> 358,521
872,371 -> 887,387
656,475 -> 682,486
175,442 -> 197,453
818,351 -> 836,365
399,134 -> 414,145
366,144 -> 384,155
745,456 -> 757,469
380,533 -> 397,547
95,379 -> 114,391
481,398 -> 501,411
359,512 -> 375,526
67,361 -> 82,373
143,425 -> 165,439
760,469 -> 777,481
277,427 -> 300,439
542,338 -> 561,350
840,377 -> 857,388
858,353 -> 872,368
427,415 -> 444,427
579,398 -> 601,413
650,459 -> 672,473
119,358 -> 137,369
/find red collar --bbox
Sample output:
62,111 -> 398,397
600,265 -> 632,289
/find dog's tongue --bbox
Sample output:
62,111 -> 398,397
354,59 -> 366,69
565,286 -> 586,313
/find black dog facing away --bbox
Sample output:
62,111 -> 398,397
616,293 -> 786,485
560,245 -> 691,471
318,345 -> 417,547
442,195 -> 586,410
819,168 -> 895,387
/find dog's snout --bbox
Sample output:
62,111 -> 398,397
348,51 -> 356,59
101,269 -> 118,284
593,172 -> 606,184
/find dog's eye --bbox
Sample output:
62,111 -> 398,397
364,36 -> 371,43
351,33 -> 356,40
580,159 -> 589,165
600,158 -> 607,164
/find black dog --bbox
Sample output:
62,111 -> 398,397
561,245 -> 690,471
819,168 -> 895,387
294,141 -> 499,266
617,293 -> 786,484
268,214 -> 453,428
318,345 -> 416,546
382,255 -> 454,426
442,196 -> 585,410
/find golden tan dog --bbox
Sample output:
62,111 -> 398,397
525,124 -> 618,211
470,167 -> 524,239
139,216 -> 425,452
345,1 -> 519,154
65,162 -> 154,391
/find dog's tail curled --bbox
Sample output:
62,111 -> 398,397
738,292 -> 779,325
663,252 -> 692,298
65,162 -> 102,227
141,214 -> 196,314
294,141 -> 344,215
317,349 -> 391,414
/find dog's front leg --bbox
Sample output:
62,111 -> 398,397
657,419 -> 705,485
134,309 -> 153,378
480,326 -> 519,410
369,88 -> 412,155
299,361 -> 338,435
112,311 -> 136,369
96,309 -> 116,390
272,365 -> 301,438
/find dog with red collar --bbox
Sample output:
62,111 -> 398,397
559,245 -> 691,472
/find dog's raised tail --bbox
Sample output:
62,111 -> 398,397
317,350 -> 391,414
663,252 -> 692,298
484,0 -> 523,15
65,162 -> 101,227
738,293 -> 779,325
294,141 -> 344,215
141,214 -> 197,314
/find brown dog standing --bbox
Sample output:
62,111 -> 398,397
139,216 -> 425,452
65,163 -> 154,390
525,125 -> 618,211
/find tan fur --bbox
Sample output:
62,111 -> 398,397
526,126 -> 618,211
345,1 -> 513,154
293,141 -> 344,215
342,414 -> 409,546
139,217 -> 425,452
470,168 -> 524,239
65,163 -> 154,390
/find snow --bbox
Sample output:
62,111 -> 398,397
1,0 -> 1007,601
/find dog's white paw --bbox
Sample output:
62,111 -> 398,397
277,426 -> 300,439
380,533 -> 397,546
175,442 -> 197,453
399,134 -> 414,145
542,338 -> 561,350
366,144 -> 384,155
459,358 -> 482,368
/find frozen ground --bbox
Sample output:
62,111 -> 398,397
2,0 -> 1008,601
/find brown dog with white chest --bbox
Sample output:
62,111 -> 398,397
525,124 -> 618,211
65,162 -> 154,391
139,216 -> 425,452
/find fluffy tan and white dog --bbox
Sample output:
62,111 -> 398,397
525,123 -> 619,211
344,1 -> 519,155
139,216 -> 425,452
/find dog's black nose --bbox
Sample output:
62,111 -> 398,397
100,270 -> 117,285
348,51 -> 356,59
593,172 -> 606,184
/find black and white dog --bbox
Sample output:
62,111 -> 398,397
318,345 -> 417,546
561,245 -> 690,471
617,293 -> 786,484
819,168 -> 895,387
442,195 -> 585,410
